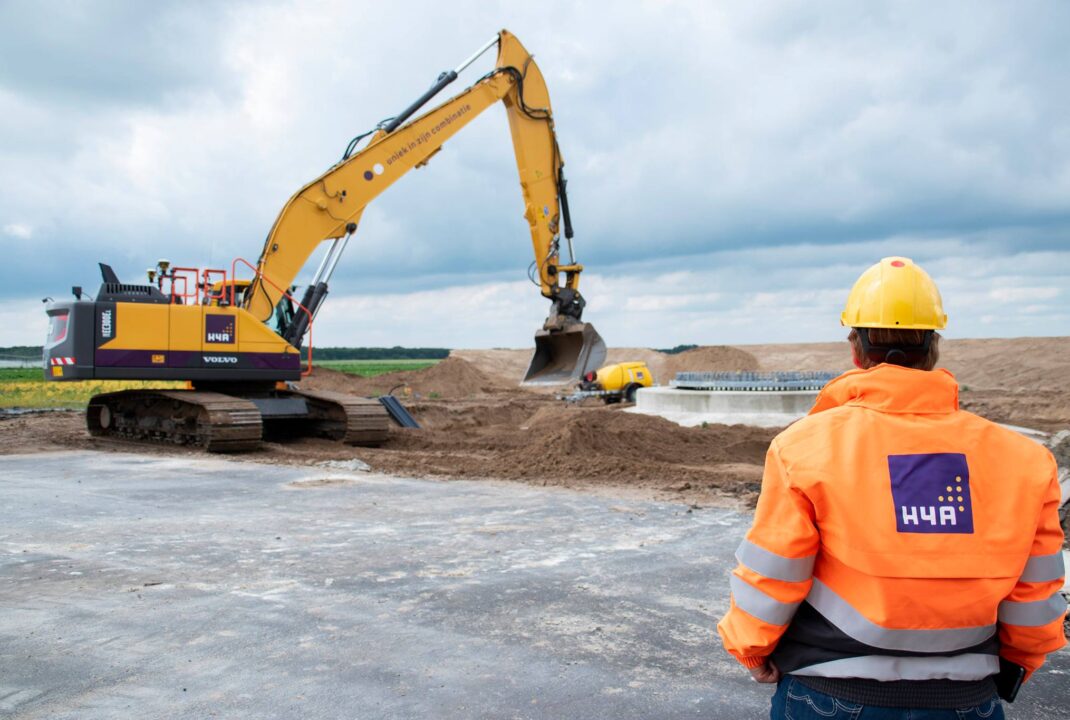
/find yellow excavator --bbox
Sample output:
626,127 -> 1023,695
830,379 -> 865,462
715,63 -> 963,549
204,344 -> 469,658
41,30 -> 606,451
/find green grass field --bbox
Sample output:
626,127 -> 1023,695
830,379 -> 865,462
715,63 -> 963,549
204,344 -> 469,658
0,359 -> 440,409
315,359 -> 439,376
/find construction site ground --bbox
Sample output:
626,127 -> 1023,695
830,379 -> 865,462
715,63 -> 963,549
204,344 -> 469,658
1,339 -> 1068,716
2,451 -> 1067,719
3,338 -> 1069,510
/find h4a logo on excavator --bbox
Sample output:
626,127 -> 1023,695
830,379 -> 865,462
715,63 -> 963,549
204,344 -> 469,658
205,314 -> 235,344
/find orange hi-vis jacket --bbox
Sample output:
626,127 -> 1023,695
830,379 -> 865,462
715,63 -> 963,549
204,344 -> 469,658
718,364 -> 1066,682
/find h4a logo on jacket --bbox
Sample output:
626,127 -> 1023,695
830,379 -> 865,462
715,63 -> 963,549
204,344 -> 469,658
888,453 -> 974,534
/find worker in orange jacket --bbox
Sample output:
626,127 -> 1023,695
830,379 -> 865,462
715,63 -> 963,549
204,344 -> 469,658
718,257 -> 1066,718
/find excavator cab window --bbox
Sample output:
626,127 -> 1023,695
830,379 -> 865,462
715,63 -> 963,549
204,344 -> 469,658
205,281 -> 249,307
272,295 -> 296,338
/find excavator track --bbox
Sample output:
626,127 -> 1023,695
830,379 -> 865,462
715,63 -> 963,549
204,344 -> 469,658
292,389 -> 390,446
86,390 -> 263,453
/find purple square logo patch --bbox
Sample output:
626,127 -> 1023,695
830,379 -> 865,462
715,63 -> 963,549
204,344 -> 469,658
888,453 -> 973,534
205,314 -> 236,344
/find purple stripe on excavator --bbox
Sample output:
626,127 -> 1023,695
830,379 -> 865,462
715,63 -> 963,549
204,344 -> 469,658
94,349 -> 300,371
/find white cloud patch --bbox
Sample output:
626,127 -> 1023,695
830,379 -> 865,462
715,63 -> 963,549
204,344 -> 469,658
0,299 -> 51,346
988,286 -> 1060,302
3,223 -> 32,239
306,240 -> 1070,349
5,238 -> 1067,349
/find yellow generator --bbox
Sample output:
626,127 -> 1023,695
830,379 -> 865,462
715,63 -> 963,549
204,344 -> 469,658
578,362 -> 653,404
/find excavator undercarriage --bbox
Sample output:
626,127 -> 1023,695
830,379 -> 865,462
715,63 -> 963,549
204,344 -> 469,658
86,387 -> 389,452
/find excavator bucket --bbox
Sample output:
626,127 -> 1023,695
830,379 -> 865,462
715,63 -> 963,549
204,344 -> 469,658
522,323 -> 607,385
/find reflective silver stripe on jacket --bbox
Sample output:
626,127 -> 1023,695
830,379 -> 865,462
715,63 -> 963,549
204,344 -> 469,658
793,653 -> 1000,682
1018,552 -> 1065,583
735,539 -> 815,583
729,574 -> 800,626
806,579 -> 996,652
998,591 -> 1068,627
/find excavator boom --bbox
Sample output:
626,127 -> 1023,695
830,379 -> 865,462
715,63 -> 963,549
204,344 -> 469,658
243,30 -> 604,384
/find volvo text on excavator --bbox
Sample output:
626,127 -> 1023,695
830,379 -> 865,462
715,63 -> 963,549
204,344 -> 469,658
42,30 -> 606,451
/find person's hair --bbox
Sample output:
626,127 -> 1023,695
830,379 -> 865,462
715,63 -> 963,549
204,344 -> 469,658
848,328 -> 941,371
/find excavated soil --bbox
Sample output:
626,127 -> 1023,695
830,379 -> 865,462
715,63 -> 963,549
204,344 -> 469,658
299,356 -> 511,398
3,337 -> 1068,510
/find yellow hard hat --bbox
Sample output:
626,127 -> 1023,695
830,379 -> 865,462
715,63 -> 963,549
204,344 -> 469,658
841,257 -> 947,330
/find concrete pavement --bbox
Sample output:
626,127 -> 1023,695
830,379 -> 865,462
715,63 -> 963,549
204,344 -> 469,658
0,451 -> 1066,719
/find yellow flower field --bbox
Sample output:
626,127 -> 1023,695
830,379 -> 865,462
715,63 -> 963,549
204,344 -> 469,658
0,379 -> 185,409
0,359 -> 432,409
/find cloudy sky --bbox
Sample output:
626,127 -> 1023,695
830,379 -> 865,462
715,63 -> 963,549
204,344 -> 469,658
1,1 -> 1068,348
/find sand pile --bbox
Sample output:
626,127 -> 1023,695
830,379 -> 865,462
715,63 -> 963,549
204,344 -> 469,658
743,337 -> 1070,393
959,390 -> 1070,432
6,337 -> 1066,510
940,337 -> 1070,392
507,406 -> 770,475
456,346 -> 760,387
450,349 -> 532,384
300,356 -> 509,399
662,346 -> 760,376
744,342 -> 850,374
373,402 -> 777,502
400,397 -> 546,431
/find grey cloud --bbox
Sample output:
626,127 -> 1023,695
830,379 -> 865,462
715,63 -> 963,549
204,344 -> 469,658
0,1 -> 241,107
1,0 -> 1069,344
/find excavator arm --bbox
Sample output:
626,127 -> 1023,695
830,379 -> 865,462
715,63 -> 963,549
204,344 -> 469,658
242,30 -> 605,384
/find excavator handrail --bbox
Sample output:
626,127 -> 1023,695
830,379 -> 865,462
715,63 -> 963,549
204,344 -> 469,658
168,266 -> 200,305
201,269 -> 227,303
231,257 -> 314,377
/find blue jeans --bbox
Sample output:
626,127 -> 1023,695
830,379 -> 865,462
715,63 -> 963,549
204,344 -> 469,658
771,677 -> 1004,720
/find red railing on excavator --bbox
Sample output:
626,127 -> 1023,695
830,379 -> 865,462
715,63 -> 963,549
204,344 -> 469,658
168,266 -> 199,304
201,269 -> 227,304
165,266 -> 230,305
230,257 -> 314,377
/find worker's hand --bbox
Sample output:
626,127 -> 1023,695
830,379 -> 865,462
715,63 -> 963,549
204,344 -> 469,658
749,659 -> 781,684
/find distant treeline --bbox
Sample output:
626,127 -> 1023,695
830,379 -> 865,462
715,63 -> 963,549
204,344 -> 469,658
655,344 -> 698,355
0,346 -> 42,359
313,347 -> 450,360
0,345 -> 449,361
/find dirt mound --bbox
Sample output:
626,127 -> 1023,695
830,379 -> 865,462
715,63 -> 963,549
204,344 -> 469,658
450,349 -> 531,385
513,406 -> 771,473
602,347 -> 673,380
662,346 -> 760,376
743,342 -> 850,373
742,337 -> 1070,393
299,356 -> 509,399
939,337 -> 1070,392
457,346 -> 760,386
7,337 -> 1066,512
372,401 -> 778,504
959,389 -> 1070,432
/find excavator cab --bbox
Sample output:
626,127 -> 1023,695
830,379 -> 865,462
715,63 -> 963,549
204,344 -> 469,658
206,279 -> 250,306
523,323 -> 607,385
